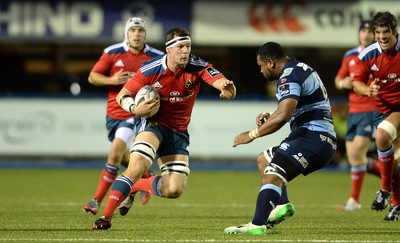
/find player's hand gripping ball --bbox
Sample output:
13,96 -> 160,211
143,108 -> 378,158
134,85 -> 160,118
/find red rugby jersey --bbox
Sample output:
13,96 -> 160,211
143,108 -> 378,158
336,46 -> 374,113
91,42 -> 163,120
124,54 -> 226,131
353,39 -> 400,114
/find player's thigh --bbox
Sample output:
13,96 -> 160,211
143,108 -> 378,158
108,137 -> 130,165
374,111 -> 400,148
346,135 -> 373,165
385,111 -> 400,134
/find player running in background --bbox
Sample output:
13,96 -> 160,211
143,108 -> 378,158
91,27 -> 237,230
224,42 -> 336,235
334,20 -> 380,211
352,11 -> 400,221
83,17 -> 163,215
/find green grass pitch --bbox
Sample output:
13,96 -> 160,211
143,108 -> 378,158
0,167 -> 399,242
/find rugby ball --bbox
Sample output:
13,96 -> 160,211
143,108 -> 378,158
134,85 -> 160,105
134,85 -> 160,118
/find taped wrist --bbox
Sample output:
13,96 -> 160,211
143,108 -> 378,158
248,128 -> 260,140
119,95 -> 135,113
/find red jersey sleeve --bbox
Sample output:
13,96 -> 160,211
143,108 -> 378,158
200,64 -> 226,85
123,70 -> 148,97
353,58 -> 370,85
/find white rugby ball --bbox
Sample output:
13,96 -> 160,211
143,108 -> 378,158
134,85 -> 160,105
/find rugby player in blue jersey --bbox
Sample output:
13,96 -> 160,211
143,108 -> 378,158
224,42 -> 337,235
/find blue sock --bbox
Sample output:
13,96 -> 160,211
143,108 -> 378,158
105,163 -> 119,176
152,176 -> 163,197
252,184 -> 282,226
112,175 -> 134,198
278,185 -> 289,204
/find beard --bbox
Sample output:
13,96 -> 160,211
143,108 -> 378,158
265,73 -> 278,82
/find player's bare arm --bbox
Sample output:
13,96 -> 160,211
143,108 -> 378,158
352,80 -> 380,97
88,69 -> 131,86
233,98 -> 297,148
256,112 -> 271,127
334,76 -> 353,90
213,78 -> 236,99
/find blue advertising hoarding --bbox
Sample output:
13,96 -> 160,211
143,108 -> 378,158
0,0 -> 192,43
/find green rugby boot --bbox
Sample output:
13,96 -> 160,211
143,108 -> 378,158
266,203 -> 295,229
224,222 -> 266,235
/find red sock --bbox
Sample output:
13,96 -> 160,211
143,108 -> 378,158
391,168 -> 400,205
130,176 -> 158,195
101,190 -> 126,219
350,171 -> 365,202
378,148 -> 394,192
93,169 -> 117,204
367,158 -> 381,177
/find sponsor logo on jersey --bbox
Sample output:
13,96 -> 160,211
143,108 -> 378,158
170,91 -> 180,96
115,59 -> 124,67
371,64 -> 379,71
185,79 -> 196,88
374,77 -> 400,83
153,81 -> 162,88
279,83 -> 290,96
280,68 -> 293,78
206,67 -> 220,77
161,92 -> 195,103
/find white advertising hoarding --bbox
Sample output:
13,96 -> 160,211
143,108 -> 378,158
0,99 -> 290,160
192,0 -> 400,47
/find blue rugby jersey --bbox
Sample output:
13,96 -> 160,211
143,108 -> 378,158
275,58 -> 336,138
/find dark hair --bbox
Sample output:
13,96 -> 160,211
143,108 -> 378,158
165,28 -> 191,43
359,19 -> 371,31
372,11 -> 398,35
256,42 -> 286,62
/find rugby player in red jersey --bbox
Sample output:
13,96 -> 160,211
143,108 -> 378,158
335,20 -> 380,211
91,27 -> 236,230
83,17 -> 163,216
353,11 -> 400,221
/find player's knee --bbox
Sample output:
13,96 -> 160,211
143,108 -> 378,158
160,179 -> 186,198
347,150 -> 366,165
264,163 -> 288,185
375,127 -> 394,149
163,185 -> 185,198
159,161 -> 189,198
107,149 -> 125,166
256,153 -> 269,173
262,173 -> 285,188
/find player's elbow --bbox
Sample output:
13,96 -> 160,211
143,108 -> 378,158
88,75 -> 95,85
